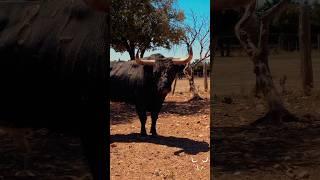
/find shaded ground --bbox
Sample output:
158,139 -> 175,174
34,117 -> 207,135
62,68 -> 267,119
110,78 -> 210,180
0,128 -> 91,179
213,52 -> 320,179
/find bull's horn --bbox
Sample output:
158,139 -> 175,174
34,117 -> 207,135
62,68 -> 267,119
135,50 -> 156,66
172,47 -> 193,65
83,0 -> 109,12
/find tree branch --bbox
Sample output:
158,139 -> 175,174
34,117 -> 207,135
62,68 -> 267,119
235,0 -> 259,57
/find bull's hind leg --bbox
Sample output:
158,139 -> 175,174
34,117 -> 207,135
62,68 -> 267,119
136,110 -> 147,136
150,112 -> 158,136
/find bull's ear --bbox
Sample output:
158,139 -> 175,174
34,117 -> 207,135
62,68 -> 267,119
83,0 -> 109,12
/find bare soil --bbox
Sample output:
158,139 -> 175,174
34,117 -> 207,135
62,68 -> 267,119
0,128 -> 91,179
0,78 -> 210,180
213,52 -> 320,180
110,78 -> 210,180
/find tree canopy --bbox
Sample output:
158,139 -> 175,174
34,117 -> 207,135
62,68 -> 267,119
111,0 -> 185,60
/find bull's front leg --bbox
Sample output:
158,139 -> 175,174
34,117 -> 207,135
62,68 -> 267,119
136,109 -> 147,136
150,112 -> 158,136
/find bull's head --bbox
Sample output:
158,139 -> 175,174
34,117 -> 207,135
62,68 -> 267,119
135,47 -> 193,98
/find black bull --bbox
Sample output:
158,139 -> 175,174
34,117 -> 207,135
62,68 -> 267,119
0,1 -> 108,179
110,51 -> 192,136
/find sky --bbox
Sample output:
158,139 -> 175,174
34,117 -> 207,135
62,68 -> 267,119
110,0 -> 210,61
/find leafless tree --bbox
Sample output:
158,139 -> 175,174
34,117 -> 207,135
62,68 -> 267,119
235,0 -> 296,124
181,11 -> 210,101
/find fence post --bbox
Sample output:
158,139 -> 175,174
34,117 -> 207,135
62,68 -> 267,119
203,61 -> 208,92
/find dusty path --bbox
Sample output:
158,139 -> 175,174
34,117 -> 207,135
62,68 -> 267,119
110,80 -> 210,180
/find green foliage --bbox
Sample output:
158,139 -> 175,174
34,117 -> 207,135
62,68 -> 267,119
111,0 -> 185,59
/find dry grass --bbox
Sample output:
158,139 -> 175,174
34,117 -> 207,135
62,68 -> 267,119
213,51 -> 320,96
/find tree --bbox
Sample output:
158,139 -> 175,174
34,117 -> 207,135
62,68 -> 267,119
182,12 -> 210,101
235,0 -> 295,124
111,0 -> 185,60
299,1 -> 313,96
260,0 -> 314,95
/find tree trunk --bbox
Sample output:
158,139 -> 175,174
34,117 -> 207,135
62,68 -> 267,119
140,48 -> 146,58
184,64 -> 203,101
172,75 -> 178,95
128,47 -> 135,60
254,20 -> 288,122
235,0 -> 294,125
299,3 -> 313,96
203,62 -> 208,92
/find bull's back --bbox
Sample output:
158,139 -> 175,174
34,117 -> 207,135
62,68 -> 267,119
0,0 -> 108,128
110,61 -> 153,105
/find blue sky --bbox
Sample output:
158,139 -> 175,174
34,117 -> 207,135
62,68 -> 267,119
110,0 -> 210,61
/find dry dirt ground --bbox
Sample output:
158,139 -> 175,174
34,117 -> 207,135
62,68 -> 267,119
110,78 -> 210,180
213,52 -> 320,180
0,78 -> 209,180
0,128 -> 91,179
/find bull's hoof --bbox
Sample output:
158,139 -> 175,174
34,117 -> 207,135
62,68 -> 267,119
150,131 -> 158,137
140,132 -> 147,137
